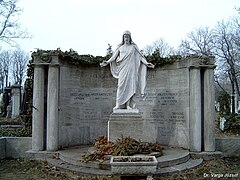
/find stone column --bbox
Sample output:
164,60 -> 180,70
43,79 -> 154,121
189,67 -> 202,152
204,67 -> 215,151
11,85 -> 21,118
46,65 -> 59,151
32,65 -> 45,151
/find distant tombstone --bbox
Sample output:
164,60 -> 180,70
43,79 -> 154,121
219,117 -> 226,131
6,102 -> 12,118
11,85 -> 21,118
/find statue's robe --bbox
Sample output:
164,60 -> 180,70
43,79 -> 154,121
109,44 -> 147,106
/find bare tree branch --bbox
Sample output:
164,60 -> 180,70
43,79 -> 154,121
0,0 -> 31,46
179,27 -> 214,56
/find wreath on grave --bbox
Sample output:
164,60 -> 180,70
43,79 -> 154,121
80,135 -> 162,162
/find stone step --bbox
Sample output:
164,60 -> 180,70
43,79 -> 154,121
155,158 -> 203,175
26,150 -> 59,160
190,151 -> 222,160
59,145 -> 107,169
46,156 -> 203,176
156,147 -> 190,168
58,146 -> 190,170
47,157 -> 112,175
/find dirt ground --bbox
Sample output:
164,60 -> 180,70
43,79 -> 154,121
0,157 -> 239,180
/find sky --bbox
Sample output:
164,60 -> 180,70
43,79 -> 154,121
9,0 -> 240,56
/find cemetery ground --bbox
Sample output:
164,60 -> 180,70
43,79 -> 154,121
0,157 -> 239,180
1,116 -> 240,179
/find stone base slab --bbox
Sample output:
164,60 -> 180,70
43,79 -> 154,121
108,113 -> 156,143
113,109 -> 139,114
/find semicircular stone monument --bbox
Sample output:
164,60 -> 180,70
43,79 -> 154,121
31,49 -> 216,154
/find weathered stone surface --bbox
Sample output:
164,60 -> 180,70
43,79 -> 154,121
189,67 -> 201,152
47,65 -> 59,151
32,65 -> 45,151
216,137 -> 240,157
110,156 -> 157,175
204,68 -> 216,151
5,137 -> 32,158
58,65 -> 114,147
108,113 -> 156,143
0,138 -> 6,159
58,62 -> 191,148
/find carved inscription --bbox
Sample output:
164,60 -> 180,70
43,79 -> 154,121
69,89 -> 113,105
157,92 -> 178,106
68,89 -> 114,121
70,92 -> 112,101
138,89 -> 188,145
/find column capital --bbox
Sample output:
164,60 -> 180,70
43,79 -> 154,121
32,53 -> 60,66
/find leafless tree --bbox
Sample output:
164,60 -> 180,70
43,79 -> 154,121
177,19 -> 240,113
142,38 -> 174,57
11,47 -> 29,86
214,18 -> 240,113
179,27 -> 215,56
142,45 -> 154,56
0,50 -> 11,90
0,0 -> 30,46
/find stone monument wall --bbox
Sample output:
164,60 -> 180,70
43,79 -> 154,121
32,54 -> 215,152
57,58 -> 203,149
59,64 -> 116,146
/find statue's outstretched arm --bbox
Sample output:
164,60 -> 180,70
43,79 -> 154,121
100,49 -> 119,67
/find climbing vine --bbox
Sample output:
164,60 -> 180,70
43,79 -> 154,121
31,48 -> 182,66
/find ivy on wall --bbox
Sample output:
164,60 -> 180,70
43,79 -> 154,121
31,48 -> 179,66
32,48 -> 107,65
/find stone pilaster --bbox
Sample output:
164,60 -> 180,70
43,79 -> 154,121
189,67 -> 202,152
204,67 -> 215,151
32,65 -> 45,151
46,65 -> 59,151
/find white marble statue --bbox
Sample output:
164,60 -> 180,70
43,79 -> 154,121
100,30 -> 154,110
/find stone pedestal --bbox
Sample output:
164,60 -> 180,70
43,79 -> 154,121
108,111 -> 156,143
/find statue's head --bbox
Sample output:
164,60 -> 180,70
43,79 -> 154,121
122,30 -> 132,45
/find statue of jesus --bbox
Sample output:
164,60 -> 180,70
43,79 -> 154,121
100,30 -> 154,110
